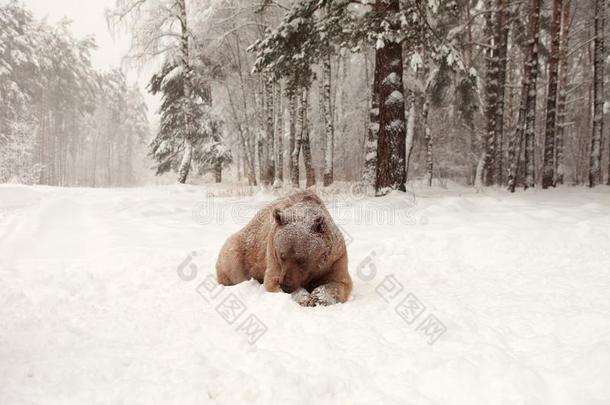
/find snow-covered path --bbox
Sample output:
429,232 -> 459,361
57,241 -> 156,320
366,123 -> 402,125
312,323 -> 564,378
1,185 -> 609,405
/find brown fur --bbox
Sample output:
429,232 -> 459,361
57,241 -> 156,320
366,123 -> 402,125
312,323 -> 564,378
215,190 -> 352,306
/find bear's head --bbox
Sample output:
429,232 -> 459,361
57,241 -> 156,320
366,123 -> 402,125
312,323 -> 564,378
271,205 -> 329,293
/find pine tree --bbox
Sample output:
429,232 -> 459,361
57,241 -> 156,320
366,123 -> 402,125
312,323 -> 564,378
251,0 -> 437,195
373,0 -> 406,194
108,0 -> 216,184
176,0 -> 192,183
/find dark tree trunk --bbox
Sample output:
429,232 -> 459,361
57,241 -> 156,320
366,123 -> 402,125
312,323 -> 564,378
374,0 -> 406,194
214,160 -> 222,183
264,77 -> 275,185
555,0 -> 571,186
484,0 -> 497,186
542,0 -> 563,188
508,0 -> 542,191
523,0 -> 542,189
257,133 -> 265,183
493,0 -> 510,185
423,98 -> 433,187
590,0 -> 605,187
301,88 -> 315,187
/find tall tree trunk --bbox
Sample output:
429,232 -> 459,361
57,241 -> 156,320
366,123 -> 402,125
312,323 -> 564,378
523,0 -> 542,189
509,0 -> 541,191
288,90 -> 296,183
590,0 -> 605,187
301,88 -> 315,187
291,88 -> 305,188
374,0 -> 406,194
214,161 -> 222,183
405,91 -> 416,182
257,132 -> 265,183
484,0 -> 498,186
494,0 -> 510,185
224,80 -> 256,186
274,81 -> 284,187
423,97 -> 433,187
555,0 -> 571,185
236,140 -> 242,182
264,77 -> 275,185
177,0 -> 192,184
245,137 -> 257,186
542,0 -> 563,188
362,59 -> 379,187
322,53 -> 334,186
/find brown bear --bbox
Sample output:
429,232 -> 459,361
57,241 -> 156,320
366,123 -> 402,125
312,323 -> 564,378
215,190 -> 352,306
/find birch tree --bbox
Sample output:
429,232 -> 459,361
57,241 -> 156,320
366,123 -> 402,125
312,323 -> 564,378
322,52 -> 334,186
108,0 -> 196,183
274,81 -> 284,187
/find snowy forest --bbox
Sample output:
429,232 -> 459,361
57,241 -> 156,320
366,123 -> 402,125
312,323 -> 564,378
1,0 -> 607,192
3,1 -> 610,403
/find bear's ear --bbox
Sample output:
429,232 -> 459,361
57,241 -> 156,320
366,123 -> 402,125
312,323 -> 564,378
312,215 -> 326,233
272,208 -> 285,226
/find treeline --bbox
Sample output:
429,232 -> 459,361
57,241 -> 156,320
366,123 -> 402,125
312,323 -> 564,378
250,0 -> 609,192
3,0 -> 605,191
0,2 -> 148,186
110,0 -> 608,192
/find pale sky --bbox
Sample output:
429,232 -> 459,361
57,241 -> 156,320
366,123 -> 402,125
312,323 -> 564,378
7,0 -> 161,120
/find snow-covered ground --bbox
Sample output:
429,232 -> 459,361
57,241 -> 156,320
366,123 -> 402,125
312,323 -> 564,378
1,184 -> 610,405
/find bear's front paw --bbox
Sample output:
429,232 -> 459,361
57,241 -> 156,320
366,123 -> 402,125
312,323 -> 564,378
305,286 -> 338,307
264,276 -> 281,293
291,288 -> 311,306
